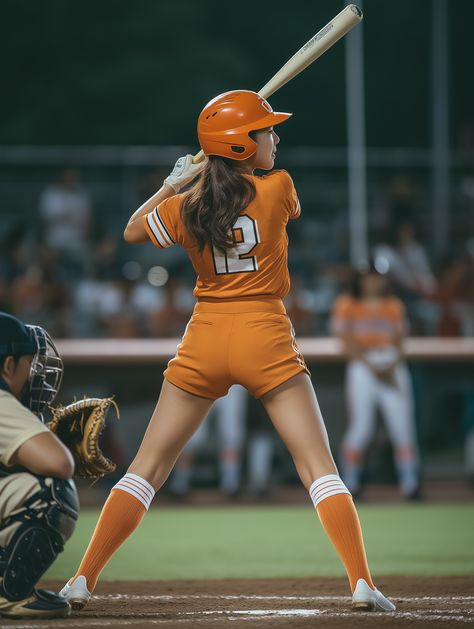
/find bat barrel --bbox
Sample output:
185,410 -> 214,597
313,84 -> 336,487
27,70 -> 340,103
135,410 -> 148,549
193,5 -> 363,163
258,4 -> 363,99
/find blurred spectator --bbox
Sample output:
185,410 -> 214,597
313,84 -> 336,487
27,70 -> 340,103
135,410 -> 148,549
331,264 -> 420,500
373,217 -> 439,334
6,244 -> 71,337
147,277 -> 194,337
38,168 -> 92,274
169,385 -> 247,497
374,220 -> 437,298
0,224 -> 30,311
437,241 -> 474,337
284,276 -> 317,336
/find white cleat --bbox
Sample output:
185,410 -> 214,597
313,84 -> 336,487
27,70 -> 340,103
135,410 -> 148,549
58,576 -> 91,611
352,578 -> 396,612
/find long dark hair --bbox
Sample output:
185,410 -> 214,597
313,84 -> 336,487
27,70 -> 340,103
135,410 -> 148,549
181,156 -> 256,253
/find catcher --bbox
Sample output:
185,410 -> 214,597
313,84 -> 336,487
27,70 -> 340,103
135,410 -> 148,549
0,312 -> 117,619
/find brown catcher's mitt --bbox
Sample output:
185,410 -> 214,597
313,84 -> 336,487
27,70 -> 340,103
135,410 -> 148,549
48,397 -> 120,479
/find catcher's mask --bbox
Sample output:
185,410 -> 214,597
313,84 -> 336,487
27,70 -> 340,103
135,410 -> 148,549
23,325 -> 63,419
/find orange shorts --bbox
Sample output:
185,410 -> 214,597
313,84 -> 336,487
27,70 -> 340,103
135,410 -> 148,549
164,297 -> 310,400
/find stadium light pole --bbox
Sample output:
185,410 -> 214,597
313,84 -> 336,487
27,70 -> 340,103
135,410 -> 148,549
432,0 -> 450,258
344,0 -> 368,269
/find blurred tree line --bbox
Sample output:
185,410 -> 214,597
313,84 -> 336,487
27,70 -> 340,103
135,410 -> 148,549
0,0 -> 471,148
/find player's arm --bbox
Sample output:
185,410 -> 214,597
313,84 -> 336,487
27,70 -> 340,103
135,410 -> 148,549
10,432 -> 75,479
124,183 -> 175,244
124,155 -> 204,244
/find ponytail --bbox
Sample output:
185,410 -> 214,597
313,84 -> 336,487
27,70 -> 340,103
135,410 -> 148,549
181,156 -> 256,253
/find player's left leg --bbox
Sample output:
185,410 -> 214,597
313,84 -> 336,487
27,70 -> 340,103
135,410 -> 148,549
261,372 -> 395,611
61,380 -> 213,607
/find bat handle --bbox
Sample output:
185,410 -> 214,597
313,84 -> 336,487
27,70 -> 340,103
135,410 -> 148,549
192,149 -> 205,164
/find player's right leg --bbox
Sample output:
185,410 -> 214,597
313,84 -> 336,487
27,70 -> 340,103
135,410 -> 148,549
261,373 -> 395,612
60,380 -> 213,609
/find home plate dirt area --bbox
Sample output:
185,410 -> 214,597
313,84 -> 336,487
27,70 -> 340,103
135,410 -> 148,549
5,576 -> 473,629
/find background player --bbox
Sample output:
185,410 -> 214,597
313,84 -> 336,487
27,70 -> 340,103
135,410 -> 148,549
331,265 -> 419,499
60,90 -> 395,613
0,312 -> 78,619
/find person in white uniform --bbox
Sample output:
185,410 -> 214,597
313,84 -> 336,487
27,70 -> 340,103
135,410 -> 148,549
0,313 -> 78,619
331,266 -> 420,500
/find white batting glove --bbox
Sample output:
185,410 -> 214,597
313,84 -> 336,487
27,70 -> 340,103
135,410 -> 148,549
164,154 -> 204,193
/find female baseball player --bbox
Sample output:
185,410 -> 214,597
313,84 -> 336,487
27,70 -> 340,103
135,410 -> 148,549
61,90 -> 395,612
331,265 -> 419,499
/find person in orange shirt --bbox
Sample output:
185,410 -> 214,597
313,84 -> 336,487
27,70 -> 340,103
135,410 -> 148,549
331,265 -> 419,500
60,91 -> 395,612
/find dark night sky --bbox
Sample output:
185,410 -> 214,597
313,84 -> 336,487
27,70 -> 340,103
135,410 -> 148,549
0,0 -> 471,147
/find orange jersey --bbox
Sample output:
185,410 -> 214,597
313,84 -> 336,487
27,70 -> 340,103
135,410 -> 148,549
143,170 -> 300,299
331,294 -> 406,349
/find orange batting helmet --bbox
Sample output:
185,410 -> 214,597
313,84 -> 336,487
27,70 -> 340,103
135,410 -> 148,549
197,90 -> 292,161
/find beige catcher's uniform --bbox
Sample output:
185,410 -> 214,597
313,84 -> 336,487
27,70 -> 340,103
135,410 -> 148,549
0,389 -> 51,547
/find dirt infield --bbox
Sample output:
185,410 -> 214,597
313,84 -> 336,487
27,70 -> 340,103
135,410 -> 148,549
0,576 -> 467,629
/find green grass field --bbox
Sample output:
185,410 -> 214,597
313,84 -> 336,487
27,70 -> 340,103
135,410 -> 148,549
47,503 -> 474,581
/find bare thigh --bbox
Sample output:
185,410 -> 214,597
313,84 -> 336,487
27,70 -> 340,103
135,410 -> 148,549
128,380 -> 214,490
261,373 -> 338,489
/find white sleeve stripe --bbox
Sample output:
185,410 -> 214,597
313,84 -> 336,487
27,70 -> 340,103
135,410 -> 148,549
147,213 -> 170,248
292,198 -> 301,217
145,215 -> 162,247
152,209 -> 173,246
157,209 -> 175,244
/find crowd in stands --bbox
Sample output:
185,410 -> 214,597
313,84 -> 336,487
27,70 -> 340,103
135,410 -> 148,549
1,168 -> 473,340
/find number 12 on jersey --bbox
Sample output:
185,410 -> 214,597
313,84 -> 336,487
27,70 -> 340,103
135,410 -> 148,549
212,215 -> 260,274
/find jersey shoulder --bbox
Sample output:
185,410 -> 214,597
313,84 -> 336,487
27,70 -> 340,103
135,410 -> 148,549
254,170 -> 300,220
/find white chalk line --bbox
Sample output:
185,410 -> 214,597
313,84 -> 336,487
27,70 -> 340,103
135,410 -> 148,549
94,593 -> 474,603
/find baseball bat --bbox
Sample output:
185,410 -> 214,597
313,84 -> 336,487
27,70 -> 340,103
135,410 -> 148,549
193,4 -> 363,163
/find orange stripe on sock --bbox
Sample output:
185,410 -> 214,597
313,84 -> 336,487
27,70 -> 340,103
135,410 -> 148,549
316,493 -> 374,592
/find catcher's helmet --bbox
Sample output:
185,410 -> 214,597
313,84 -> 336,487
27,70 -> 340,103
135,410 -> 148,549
0,313 -> 62,419
0,312 -> 38,359
197,90 -> 292,161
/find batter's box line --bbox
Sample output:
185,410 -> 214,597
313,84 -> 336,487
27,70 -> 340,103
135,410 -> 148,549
93,593 -> 474,603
